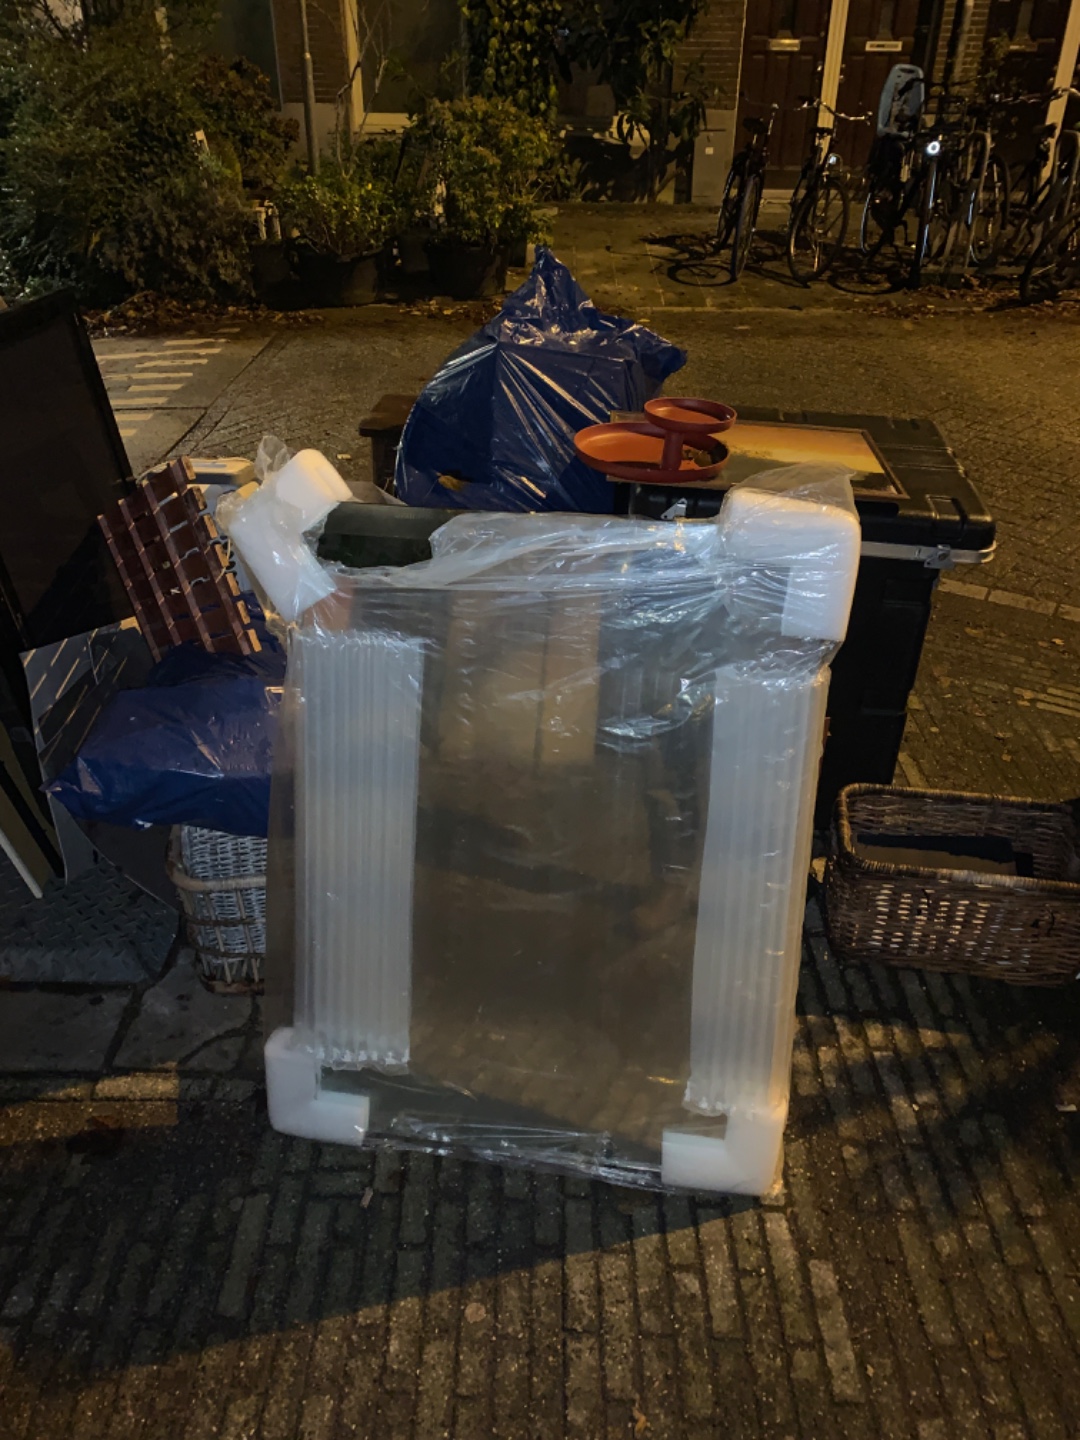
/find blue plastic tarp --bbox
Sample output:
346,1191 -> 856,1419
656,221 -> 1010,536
395,249 -> 686,514
47,637 -> 285,837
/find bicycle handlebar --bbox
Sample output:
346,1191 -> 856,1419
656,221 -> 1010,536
801,98 -> 870,121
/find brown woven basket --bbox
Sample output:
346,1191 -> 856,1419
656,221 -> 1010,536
167,827 -> 265,995
824,784 -> 1080,986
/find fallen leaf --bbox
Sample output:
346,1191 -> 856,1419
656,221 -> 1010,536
632,1397 -> 648,1435
361,1187 -> 374,1208
464,1302 -> 487,1324
984,1330 -> 1006,1361
336,453 -> 352,461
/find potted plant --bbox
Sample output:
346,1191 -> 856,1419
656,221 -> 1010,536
410,97 -> 554,300
276,139 -> 400,306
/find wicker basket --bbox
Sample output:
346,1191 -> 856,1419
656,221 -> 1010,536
824,784 -> 1080,986
167,826 -> 266,993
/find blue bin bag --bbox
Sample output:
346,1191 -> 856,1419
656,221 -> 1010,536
395,248 -> 686,514
47,637 -> 286,838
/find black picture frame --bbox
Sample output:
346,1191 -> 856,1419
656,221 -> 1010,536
0,291 -> 135,848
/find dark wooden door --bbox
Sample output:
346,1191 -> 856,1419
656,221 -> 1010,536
835,0 -> 921,171
737,0 -> 832,185
984,0 -> 1069,90
980,0 -> 1070,169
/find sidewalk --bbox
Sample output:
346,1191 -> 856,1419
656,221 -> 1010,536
1,277 -> 1080,1437
2,894 -> 1079,1438
543,201 -> 1027,316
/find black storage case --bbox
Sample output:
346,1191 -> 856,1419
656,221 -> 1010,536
616,409 -> 995,822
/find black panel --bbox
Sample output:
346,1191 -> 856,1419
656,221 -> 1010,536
0,291 -> 134,651
621,407 -> 995,820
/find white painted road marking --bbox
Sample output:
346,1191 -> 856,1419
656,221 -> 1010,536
101,372 -> 195,382
938,575 -> 1079,624
93,330 -> 269,472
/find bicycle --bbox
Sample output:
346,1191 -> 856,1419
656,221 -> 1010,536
924,113 -> 994,282
1020,207 -> 1080,301
715,103 -> 779,280
787,98 -> 871,284
854,125 -> 941,290
993,88 -> 1080,268
855,83 -> 989,289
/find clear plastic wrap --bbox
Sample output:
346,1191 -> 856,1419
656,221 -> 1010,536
394,249 -> 687,514
217,439 -> 352,623
263,466 -> 861,1194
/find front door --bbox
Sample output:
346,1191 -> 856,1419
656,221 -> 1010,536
835,0 -> 921,172
736,0 -> 832,187
981,0 -> 1072,169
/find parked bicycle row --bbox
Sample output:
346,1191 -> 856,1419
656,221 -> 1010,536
713,65 -> 1080,302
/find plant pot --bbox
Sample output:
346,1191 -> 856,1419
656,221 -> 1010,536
505,236 -> 529,268
396,227 -> 432,277
425,240 -> 508,300
251,242 -> 293,302
294,247 -> 381,307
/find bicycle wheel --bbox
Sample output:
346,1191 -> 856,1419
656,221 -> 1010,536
836,180 -> 909,292
715,162 -> 741,251
860,176 -> 904,252
1020,212 -> 1080,302
972,152 -> 1009,267
787,174 -> 850,283
789,160 -> 814,223
730,172 -> 761,280
926,160 -> 965,271
911,152 -> 939,287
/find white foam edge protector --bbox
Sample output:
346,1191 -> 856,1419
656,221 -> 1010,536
265,1026 -> 370,1145
225,497 -> 337,621
718,488 -> 861,643
274,449 -> 353,530
661,1101 -> 787,1195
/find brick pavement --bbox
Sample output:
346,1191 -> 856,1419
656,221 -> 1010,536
2,292 -> 1080,1436
1,901 -> 1079,1439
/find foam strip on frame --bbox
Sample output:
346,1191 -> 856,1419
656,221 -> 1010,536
293,626 -> 424,1068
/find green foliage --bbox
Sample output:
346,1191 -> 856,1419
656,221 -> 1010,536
569,0 -> 706,198
411,96 -> 555,246
276,140 -> 403,258
974,32 -> 1015,104
0,4 -> 294,302
194,55 -> 298,192
459,0 -> 562,121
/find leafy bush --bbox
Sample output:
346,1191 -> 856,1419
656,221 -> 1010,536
193,54 -> 298,193
411,96 -> 555,247
459,0 -> 562,122
0,4 -> 295,302
571,0 -> 707,200
276,140 -> 403,258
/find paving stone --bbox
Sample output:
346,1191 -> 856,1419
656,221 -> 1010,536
0,854 -> 175,984
0,991 -> 128,1071
113,952 -> 251,1070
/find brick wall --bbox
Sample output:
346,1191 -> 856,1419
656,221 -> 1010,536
957,0 -> 995,77
928,0 -> 996,83
678,0 -> 748,108
271,0 -> 350,106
